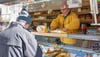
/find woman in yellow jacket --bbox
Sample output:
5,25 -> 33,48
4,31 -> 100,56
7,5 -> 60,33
50,2 -> 80,45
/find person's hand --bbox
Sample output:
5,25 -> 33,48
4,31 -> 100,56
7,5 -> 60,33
62,28 -> 67,32
50,26 -> 55,31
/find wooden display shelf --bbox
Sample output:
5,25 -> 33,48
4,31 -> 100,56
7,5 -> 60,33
82,1 -> 100,7
31,11 -> 91,17
77,8 -> 100,15
29,1 -> 100,17
38,14 -> 58,16
32,19 -> 52,23
30,13 -> 59,17
80,19 -> 94,24
82,1 -> 90,7
80,19 -> 100,24
77,10 -> 90,15
32,19 -> 94,24
31,9 -> 100,16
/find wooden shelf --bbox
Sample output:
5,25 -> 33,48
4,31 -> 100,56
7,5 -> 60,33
82,1 -> 100,7
32,19 -> 95,24
80,19 -> 100,24
30,1 -> 100,24
31,10 -> 93,17
77,8 -> 100,15
30,1 -> 100,17
80,19 -> 94,24
82,1 -> 90,7
30,13 -> 59,17
77,10 -> 90,15
32,19 -> 52,23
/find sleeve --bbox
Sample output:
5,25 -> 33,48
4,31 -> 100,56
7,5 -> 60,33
8,46 -> 23,57
24,34 -> 38,57
65,13 -> 80,30
50,15 -> 60,29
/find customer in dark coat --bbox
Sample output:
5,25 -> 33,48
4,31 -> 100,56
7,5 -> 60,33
0,8 -> 42,57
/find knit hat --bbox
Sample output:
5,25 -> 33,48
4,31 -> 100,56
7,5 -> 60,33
17,8 -> 31,24
61,1 -> 69,9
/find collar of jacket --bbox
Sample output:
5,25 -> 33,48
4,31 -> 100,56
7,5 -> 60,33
17,23 -> 31,32
64,9 -> 71,19
8,22 -> 25,29
62,10 -> 71,27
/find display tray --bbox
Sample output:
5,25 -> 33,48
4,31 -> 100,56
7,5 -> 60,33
39,42 -> 99,57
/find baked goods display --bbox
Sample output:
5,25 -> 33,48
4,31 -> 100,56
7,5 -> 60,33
44,47 -> 71,57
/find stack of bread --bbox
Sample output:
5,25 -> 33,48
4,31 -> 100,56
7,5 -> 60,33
45,47 -> 71,57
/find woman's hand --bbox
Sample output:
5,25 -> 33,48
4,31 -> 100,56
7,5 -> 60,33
50,26 -> 56,31
62,28 -> 67,32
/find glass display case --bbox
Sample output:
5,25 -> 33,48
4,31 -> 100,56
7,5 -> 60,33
32,32 -> 100,57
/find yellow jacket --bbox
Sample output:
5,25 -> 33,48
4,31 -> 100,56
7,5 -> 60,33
50,12 -> 80,44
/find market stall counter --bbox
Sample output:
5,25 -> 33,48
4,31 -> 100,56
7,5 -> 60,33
32,32 -> 100,57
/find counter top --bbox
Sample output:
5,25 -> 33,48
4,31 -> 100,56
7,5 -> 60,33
32,32 -> 100,41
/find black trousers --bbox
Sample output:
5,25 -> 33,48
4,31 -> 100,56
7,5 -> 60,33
35,46 -> 43,57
